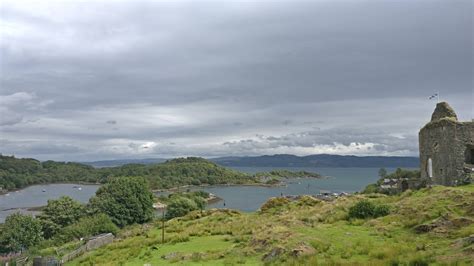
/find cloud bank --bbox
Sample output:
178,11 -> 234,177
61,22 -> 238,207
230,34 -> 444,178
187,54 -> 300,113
0,0 -> 472,161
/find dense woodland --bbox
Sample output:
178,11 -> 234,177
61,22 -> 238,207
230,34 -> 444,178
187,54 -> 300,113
0,155 -> 100,190
0,155 -> 255,191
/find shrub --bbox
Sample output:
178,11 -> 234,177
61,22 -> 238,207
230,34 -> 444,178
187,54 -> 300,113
297,195 -> 320,206
37,196 -> 86,238
165,197 -> 199,219
57,213 -> 119,243
374,205 -> 390,217
260,197 -> 290,213
348,200 -> 376,219
0,213 -> 43,252
193,190 -> 210,199
362,184 -> 378,194
348,200 -> 390,219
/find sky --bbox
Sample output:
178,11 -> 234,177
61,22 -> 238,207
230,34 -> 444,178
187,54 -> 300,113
0,0 -> 472,161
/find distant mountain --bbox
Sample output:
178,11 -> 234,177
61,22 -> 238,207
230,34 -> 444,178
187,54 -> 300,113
211,154 -> 419,168
83,158 -> 167,168
83,154 -> 419,168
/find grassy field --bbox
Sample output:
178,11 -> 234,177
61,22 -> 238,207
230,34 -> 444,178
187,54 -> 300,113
67,185 -> 474,265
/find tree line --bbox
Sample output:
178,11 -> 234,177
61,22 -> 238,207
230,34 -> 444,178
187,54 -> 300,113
1,155 -> 322,192
0,175 -> 212,254
0,176 -> 153,253
0,155 -> 255,191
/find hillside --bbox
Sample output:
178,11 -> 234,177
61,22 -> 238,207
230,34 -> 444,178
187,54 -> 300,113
0,155 -> 99,191
1,156 -> 322,192
83,158 -> 167,168
0,156 -> 254,191
66,185 -> 474,265
100,157 -> 255,189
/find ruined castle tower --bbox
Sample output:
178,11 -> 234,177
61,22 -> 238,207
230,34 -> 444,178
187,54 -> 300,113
419,102 -> 474,186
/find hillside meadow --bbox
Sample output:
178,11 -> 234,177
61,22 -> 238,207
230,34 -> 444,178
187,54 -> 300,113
62,184 -> 474,265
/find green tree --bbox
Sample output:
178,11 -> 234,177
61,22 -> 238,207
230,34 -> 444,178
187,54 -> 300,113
37,196 -> 86,238
165,197 -> 198,219
378,168 -> 388,179
89,176 -> 154,227
0,213 -> 43,252
57,213 -> 118,243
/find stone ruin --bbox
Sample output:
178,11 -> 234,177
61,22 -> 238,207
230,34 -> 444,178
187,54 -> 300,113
419,102 -> 474,186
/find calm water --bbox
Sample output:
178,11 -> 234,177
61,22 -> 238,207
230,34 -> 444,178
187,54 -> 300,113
162,167 -> 402,212
0,183 -> 100,222
0,167 -> 405,222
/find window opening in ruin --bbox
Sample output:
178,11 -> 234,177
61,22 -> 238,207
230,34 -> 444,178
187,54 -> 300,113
427,158 -> 433,178
466,147 -> 474,164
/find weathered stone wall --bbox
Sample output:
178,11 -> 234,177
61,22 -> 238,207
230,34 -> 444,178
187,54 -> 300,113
59,233 -> 114,263
419,102 -> 474,186
85,233 -> 114,251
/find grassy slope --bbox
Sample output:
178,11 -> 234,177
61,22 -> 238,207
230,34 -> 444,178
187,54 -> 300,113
68,185 -> 474,265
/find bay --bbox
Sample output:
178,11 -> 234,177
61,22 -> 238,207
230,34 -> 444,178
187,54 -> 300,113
0,167 -> 409,222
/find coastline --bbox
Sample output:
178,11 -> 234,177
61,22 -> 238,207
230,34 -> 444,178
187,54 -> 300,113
151,182 -> 283,193
0,181 -> 102,195
153,194 -> 223,211
151,175 -> 325,193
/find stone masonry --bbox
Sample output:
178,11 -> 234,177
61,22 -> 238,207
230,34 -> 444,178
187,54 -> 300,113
419,102 -> 474,186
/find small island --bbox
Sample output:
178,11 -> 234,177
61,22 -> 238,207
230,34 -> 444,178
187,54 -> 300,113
0,155 -> 322,194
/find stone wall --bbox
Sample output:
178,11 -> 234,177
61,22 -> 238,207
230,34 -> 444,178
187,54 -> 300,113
85,233 -> 114,251
31,233 -> 115,265
419,102 -> 474,186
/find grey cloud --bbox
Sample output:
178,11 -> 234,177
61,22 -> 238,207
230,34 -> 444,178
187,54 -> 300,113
222,127 -> 418,155
0,139 -> 81,155
0,0 -> 472,161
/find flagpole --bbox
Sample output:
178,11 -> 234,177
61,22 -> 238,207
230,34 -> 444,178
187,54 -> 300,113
437,91 -> 440,103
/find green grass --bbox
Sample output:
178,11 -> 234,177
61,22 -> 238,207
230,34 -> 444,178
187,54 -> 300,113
65,184 -> 474,265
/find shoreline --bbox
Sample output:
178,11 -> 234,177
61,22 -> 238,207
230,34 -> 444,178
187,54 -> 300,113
151,182 -> 284,193
151,176 -> 325,193
1,175 -> 325,197
153,194 -> 223,211
0,181 -> 102,196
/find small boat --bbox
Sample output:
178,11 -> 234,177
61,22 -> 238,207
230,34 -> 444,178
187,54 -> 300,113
78,187 -> 82,191
42,189 -> 46,192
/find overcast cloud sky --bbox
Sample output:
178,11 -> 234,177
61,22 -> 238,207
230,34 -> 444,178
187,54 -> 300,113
0,0 -> 472,161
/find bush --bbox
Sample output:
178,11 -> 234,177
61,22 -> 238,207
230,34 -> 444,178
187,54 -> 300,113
193,191 -> 209,199
57,213 -> 119,243
165,197 -> 199,219
37,196 -> 86,238
0,213 -> 43,252
348,200 -> 390,219
260,197 -> 290,213
362,184 -> 378,194
297,195 -> 320,206
374,205 -> 390,217
348,200 -> 376,219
